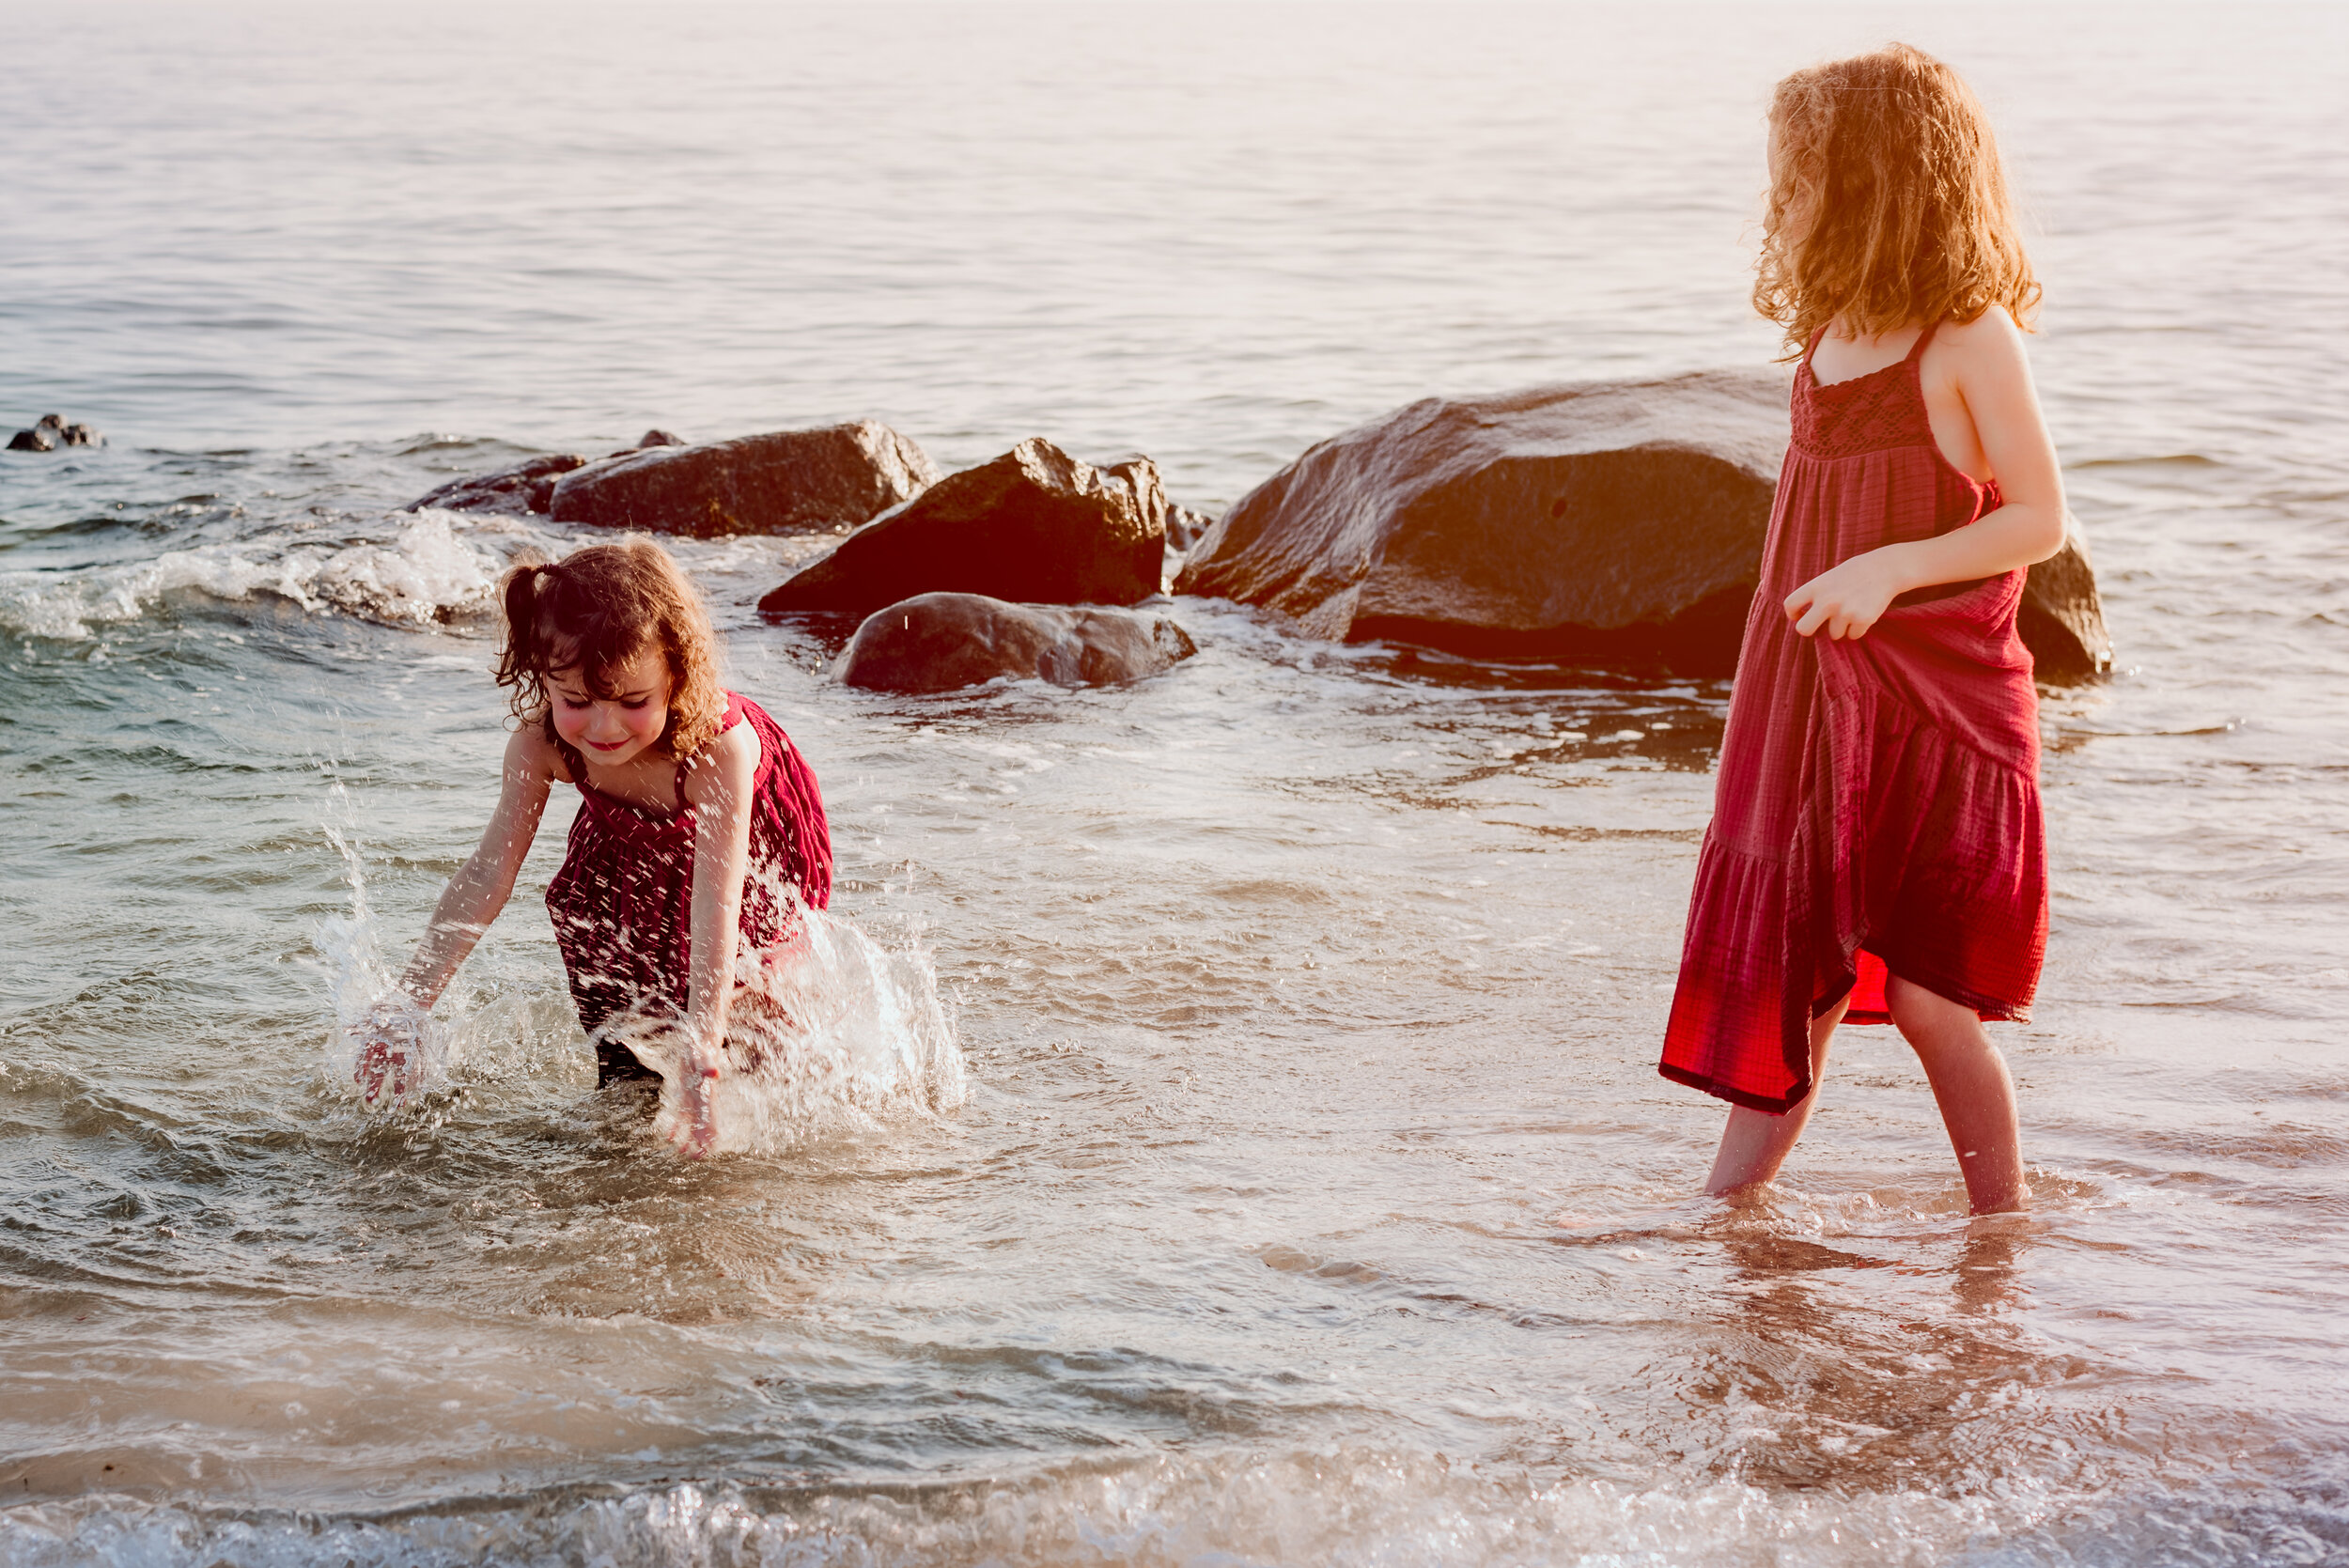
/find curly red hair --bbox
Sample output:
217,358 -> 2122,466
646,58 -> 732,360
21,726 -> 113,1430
495,538 -> 725,763
1756,43 -> 2040,353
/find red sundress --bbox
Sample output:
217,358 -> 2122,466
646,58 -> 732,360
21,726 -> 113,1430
1659,321 -> 2048,1114
546,692 -> 832,1054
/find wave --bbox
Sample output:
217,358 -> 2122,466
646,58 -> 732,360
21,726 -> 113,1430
6,1450 -> 2341,1568
0,512 -> 521,641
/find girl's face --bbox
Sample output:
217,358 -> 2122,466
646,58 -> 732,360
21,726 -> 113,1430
549,645 -> 673,768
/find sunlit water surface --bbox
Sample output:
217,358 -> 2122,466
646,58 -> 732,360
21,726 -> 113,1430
3,4 -> 2346,1564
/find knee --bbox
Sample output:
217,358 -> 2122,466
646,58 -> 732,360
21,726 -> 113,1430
1879,971 -> 1973,1032
1885,975 -> 1976,1048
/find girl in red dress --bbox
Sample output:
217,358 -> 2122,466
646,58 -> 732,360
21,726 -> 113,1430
1661,45 -> 2070,1214
353,539 -> 832,1157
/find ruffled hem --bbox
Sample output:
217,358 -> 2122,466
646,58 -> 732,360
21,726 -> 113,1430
1660,676 -> 2046,1114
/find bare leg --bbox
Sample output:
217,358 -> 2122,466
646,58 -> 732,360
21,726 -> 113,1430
1885,975 -> 2029,1215
1704,996 -> 1848,1199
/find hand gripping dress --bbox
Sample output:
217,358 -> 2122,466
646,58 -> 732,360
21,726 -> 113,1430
1660,321 -> 2047,1114
545,692 -> 833,1084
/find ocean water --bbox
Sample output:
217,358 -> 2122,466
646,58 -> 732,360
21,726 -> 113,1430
4,3 -> 2348,1564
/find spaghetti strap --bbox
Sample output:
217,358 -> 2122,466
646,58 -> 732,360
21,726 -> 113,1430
1799,325 -> 1828,370
1904,318 -> 1943,363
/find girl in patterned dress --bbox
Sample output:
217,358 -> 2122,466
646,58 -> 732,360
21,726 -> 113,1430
1661,45 -> 2071,1214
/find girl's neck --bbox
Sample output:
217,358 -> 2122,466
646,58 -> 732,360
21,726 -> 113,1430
570,740 -> 686,815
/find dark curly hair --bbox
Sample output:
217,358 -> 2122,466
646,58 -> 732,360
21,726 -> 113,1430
495,539 -> 725,767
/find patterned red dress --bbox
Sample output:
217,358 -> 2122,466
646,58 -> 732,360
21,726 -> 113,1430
1660,322 -> 2047,1114
545,691 -> 832,1083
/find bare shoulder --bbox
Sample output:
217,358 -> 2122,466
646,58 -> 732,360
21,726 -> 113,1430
1942,306 -> 2033,373
505,721 -> 567,785
680,720 -> 760,809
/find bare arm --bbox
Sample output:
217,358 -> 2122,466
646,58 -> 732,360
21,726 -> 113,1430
669,722 -> 761,1157
356,727 -> 553,1103
1786,308 -> 2070,640
397,726 -> 557,1006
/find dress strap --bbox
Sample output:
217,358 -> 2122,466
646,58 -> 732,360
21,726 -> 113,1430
672,691 -> 749,813
1799,325 -> 1828,370
1905,318 -> 1944,363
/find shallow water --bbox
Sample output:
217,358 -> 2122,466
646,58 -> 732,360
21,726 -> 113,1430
4,3 -> 2348,1564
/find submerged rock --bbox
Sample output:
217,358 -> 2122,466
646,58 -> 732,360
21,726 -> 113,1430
834,592 -> 1196,693
759,438 -> 1170,616
549,421 -> 937,537
1175,369 -> 2111,681
404,431 -> 689,518
406,452 -> 590,516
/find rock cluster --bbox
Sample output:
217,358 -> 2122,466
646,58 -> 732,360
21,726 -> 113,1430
8,414 -> 101,452
397,370 -> 2111,692
833,592 -> 1196,693
758,438 -> 1170,617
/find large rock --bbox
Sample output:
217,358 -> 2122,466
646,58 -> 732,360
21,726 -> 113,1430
759,438 -> 1169,616
550,421 -> 937,537
1174,369 -> 2110,681
835,593 -> 1196,694
2017,522 -> 2111,682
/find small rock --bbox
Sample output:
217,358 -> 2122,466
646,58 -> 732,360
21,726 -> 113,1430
635,429 -> 685,449
9,414 -> 101,452
1164,505 -> 1214,555
406,453 -> 590,517
760,438 -> 1169,616
834,592 -> 1197,693
551,420 -> 937,537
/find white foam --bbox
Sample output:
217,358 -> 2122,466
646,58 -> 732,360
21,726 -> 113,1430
0,513 -> 504,640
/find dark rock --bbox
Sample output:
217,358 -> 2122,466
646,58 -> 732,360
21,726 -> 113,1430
634,429 -> 685,449
1164,505 -> 1214,555
550,420 -> 937,538
1174,368 -> 2110,681
406,452 -> 589,517
2020,520 -> 2112,681
834,592 -> 1196,694
759,438 -> 1169,616
8,414 -> 101,452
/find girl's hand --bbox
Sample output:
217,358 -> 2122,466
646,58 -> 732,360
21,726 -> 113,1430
670,1048 -> 721,1159
1784,546 -> 1910,641
353,998 -> 426,1106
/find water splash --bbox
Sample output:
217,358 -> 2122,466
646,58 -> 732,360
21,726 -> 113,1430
316,796 -> 964,1146
314,768 -> 455,1104
605,893 -> 970,1157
